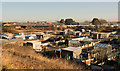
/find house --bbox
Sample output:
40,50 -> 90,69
79,43 -> 112,65
56,30 -> 66,35
72,37 -> 85,41
24,40 -> 50,52
14,34 -> 23,39
81,29 -> 85,33
74,31 -> 81,36
24,41 -> 42,51
102,23 -> 109,26
3,23 -> 11,26
90,31 -> 117,39
15,26 -> 21,29
25,35 -> 31,40
21,25 -> 27,29
0,33 -> 9,39
32,32 -> 51,41
71,37 -> 94,48
69,40 -> 81,47
59,31 -> 65,35
2,23 -> 7,26
64,29 -> 74,35
25,34 -> 36,40
61,47 -> 82,60
90,32 -> 110,39
46,21 -> 52,24
91,43 -> 112,60
109,23 -> 119,27
32,32 -> 44,39
81,38 -> 94,48
6,33 -> 14,39
44,31 -> 54,34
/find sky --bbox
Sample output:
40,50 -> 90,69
2,2 -> 118,22
0,3 -> 2,21
1,0 -> 120,2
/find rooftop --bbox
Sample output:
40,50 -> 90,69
62,47 -> 81,52
26,40 -> 40,44
94,43 -> 111,48
69,40 -> 80,44
72,37 -> 93,42
91,32 -> 109,34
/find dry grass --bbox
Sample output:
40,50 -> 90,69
2,40 -> 88,70
2,26 -> 42,34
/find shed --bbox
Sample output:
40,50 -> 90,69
94,43 -> 112,49
25,35 -> 31,40
33,32 -> 44,39
25,34 -> 36,40
74,31 -> 81,36
44,31 -> 54,34
61,47 -> 82,60
92,43 -> 112,59
82,38 -> 93,42
25,41 -> 42,50
69,40 -> 81,47
59,31 -> 65,35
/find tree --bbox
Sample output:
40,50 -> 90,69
91,18 -> 101,28
60,19 -> 65,23
65,18 -> 74,25
84,20 -> 90,24
91,18 -> 101,25
99,19 -> 108,24
97,26 -> 105,32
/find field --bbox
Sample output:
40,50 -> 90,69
2,40 -> 89,70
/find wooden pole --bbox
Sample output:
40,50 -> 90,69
60,51 -> 61,58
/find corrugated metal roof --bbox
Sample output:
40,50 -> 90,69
2,33 -> 8,36
33,32 -> 44,35
72,37 -> 93,42
91,32 -> 109,35
27,40 -> 40,44
94,43 -> 111,48
69,40 -> 80,44
62,47 -> 81,51
83,38 -> 93,42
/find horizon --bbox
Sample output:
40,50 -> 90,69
1,18 -> 119,23
2,2 -> 118,22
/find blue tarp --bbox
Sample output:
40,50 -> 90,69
73,58 -> 82,63
25,36 -> 30,37
2,33 -> 8,37
56,49 -> 62,52
14,34 -> 20,36
12,37 -> 16,39
88,36 -> 91,38
2,23 -> 6,26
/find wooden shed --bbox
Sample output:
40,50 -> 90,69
61,47 -> 82,60
24,41 -> 42,50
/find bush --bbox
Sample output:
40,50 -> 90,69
2,65 -> 8,71
2,27 -> 19,34
97,27 -> 105,32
